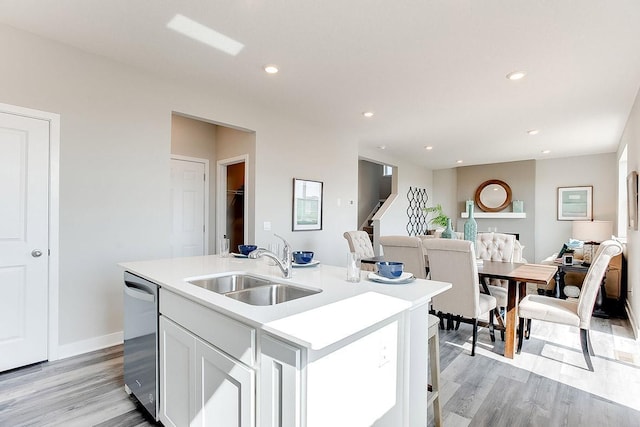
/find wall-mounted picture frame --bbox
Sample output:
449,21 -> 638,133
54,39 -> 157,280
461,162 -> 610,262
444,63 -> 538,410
292,178 -> 323,231
557,186 -> 593,221
627,171 -> 638,230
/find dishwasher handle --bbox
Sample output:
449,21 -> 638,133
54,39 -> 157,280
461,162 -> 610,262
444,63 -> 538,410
124,281 -> 156,303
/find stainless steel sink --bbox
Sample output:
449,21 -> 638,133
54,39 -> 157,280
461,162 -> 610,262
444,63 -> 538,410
187,274 -> 321,305
188,274 -> 270,294
224,283 -> 321,306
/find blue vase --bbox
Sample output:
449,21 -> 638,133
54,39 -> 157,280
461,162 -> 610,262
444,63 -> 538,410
441,218 -> 457,239
464,201 -> 478,243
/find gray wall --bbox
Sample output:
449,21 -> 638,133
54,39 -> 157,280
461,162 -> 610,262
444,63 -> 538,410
534,153 -> 617,262
358,160 -> 383,228
456,160 -> 536,261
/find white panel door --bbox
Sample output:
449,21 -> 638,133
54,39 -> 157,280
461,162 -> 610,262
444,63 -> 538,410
170,159 -> 205,257
0,112 -> 49,372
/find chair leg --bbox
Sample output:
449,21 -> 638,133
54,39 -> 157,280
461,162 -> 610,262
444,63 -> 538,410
454,316 -> 461,330
471,319 -> 478,356
517,317 -> 525,354
525,319 -> 532,339
488,310 -> 496,342
580,328 -> 594,372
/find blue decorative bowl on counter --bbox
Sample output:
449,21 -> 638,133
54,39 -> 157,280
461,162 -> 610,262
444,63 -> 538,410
376,261 -> 404,279
292,251 -> 314,264
238,244 -> 258,255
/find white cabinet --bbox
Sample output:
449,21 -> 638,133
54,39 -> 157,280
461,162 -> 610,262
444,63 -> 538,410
259,335 -> 303,427
160,315 -> 196,427
159,315 -> 255,427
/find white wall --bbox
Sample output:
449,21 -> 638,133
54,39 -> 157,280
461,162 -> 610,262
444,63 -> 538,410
359,148 -> 433,238
0,24 -> 359,352
619,88 -> 640,336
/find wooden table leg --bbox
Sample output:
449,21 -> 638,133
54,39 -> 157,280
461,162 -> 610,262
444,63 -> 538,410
504,279 -> 518,358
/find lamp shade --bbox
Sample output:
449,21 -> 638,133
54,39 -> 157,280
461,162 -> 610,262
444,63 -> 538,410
572,220 -> 613,243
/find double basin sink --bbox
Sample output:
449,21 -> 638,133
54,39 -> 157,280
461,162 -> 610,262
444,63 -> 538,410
187,273 -> 321,306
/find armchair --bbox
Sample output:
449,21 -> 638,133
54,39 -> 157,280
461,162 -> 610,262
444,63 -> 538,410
343,231 -> 376,272
379,235 -> 427,279
423,239 -> 497,356
517,240 -> 623,371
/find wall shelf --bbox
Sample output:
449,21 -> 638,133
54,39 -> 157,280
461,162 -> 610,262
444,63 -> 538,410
460,212 -> 526,219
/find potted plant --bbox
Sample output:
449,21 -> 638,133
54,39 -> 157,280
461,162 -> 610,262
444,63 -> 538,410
424,204 -> 449,234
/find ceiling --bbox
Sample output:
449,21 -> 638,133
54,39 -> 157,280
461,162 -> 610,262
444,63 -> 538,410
2,0 -> 640,169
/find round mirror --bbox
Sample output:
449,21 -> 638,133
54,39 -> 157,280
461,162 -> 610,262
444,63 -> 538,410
475,180 -> 512,212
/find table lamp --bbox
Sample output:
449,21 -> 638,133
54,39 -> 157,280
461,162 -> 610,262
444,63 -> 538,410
572,220 -> 613,266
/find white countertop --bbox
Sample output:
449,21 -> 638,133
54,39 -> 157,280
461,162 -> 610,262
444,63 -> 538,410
120,255 -> 451,349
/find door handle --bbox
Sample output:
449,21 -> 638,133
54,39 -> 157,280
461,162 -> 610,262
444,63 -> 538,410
124,282 -> 156,303
31,249 -> 43,257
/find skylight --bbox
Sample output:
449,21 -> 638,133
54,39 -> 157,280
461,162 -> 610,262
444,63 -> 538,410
167,14 -> 244,56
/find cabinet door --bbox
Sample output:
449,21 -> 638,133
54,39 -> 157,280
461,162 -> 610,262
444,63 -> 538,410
159,316 -> 197,427
194,339 -> 255,427
259,335 -> 302,427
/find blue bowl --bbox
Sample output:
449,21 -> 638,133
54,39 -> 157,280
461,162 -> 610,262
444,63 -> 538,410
292,251 -> 314,264
238,244 -> 258,255
376,261 -> 404,279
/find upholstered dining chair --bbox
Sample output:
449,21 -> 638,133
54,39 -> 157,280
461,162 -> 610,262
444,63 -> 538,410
343,230 -> 376,271
379,235 -> 428,279
475,232 -> 517,310
423,239 -> 497,356
517,239 -> 623,371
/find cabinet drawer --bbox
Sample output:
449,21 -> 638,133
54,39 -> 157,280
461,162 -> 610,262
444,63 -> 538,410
160,289 -> 256,366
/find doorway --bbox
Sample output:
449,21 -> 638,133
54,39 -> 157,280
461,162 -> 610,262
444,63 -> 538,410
218,155 -> 249,252
0,103 -> 60,370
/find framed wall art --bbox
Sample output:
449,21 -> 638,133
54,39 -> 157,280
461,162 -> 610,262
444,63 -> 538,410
292,178 -> 323,231
557,186 -> 592,221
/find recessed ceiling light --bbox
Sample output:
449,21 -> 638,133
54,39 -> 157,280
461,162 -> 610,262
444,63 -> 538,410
363,111 -> 374,118
506,71 -> 526,81
456,160 -> 463,164
424,146 -> 433,150
378,145 -> 386,150
167,14 -> 244,56
527,129 -> 540,135
542,150 -> 551,154
264,64 -> 279,74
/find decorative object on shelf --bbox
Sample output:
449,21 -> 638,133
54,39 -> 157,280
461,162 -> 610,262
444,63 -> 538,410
512,200 -> 524,213
406,186 -> 429,235
627,171 -> 638,231
292,178 -> 323,231
441,218 -> 458,239
463,200 -> 477,243
423,203 -> 449,233
475,179 -> 512,212
557,186 -> 592,221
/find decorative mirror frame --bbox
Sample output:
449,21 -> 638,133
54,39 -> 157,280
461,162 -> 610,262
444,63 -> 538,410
475,179 -> 512,212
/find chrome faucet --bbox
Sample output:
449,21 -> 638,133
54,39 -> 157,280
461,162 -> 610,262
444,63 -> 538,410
248,233 -> 293,279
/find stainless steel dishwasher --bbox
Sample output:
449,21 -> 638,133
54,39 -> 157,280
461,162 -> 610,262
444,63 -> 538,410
123,271 -> 159,421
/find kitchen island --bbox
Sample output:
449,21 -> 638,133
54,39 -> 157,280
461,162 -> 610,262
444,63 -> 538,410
120,255 -> 451,427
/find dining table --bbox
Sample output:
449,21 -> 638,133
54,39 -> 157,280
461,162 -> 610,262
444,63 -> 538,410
477,261 -> 558,358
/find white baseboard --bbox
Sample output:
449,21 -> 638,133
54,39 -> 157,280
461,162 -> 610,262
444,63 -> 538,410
55,331 -> 124,360
625,300 -> 639,340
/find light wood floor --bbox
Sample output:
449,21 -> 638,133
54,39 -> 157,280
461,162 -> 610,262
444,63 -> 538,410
0,345 -> 154,427
430,315 -> 640,426
1,316 -> 639,426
